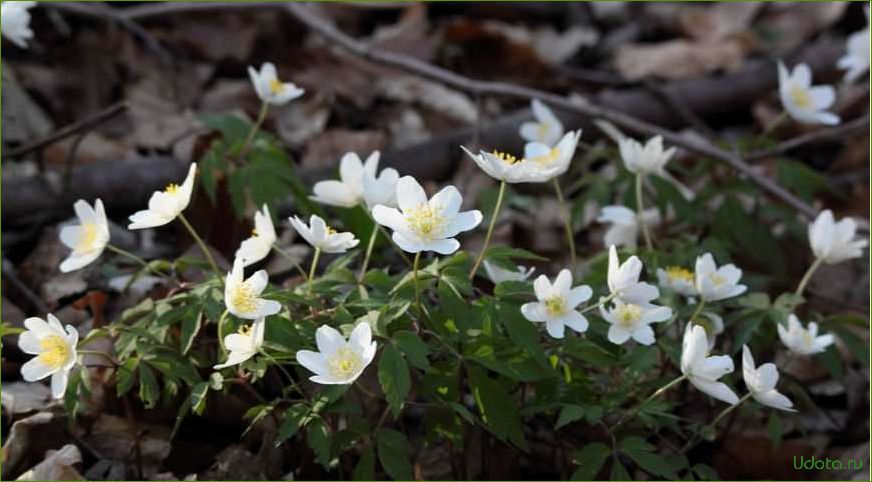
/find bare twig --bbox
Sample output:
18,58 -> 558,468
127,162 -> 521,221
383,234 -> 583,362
746,115 -> 870,161
1,257 -> 50,314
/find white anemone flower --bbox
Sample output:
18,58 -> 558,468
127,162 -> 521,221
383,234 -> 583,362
838,7 -> 870,84
520,269 -> 592,339
483,261 -> 535,284
18,314 -> 78,398
600,299 -> 672,346
680,324 -> 739,405
742,345 -> 795,412
311,151 -> 399,209
596,205 -> 661,249
461,147 -> 556,184
214,317 -> 265,369
694,253 -> 746,302
59,199 -> 110,273
618,135 -> 675,178
372,176 -> 482,254
224,257 -> 282,320
777,314 -> 834,356
808,209 -> 867,264
698,312 -> 724,350
655,265 -> 697,297
236,204 -> 277,267
1,1 -> 36,48
289,214 -> 359,254
247,62 -> 304,105
296,323 -> 377,385
524,130 -> 582,178
128,163 -> 197,230
519,99 -> 564,146
777,62 -> 840,126
606,245 -> 659,305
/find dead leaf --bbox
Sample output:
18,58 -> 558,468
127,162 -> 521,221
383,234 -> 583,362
1,382 -> 53,416
78,414 -> 172,480
1,411 -> 72,480
16,444 -> 82,481
275,92 -> 332,146
301,128 -> 388,169
680,2 -> 764,43
757,2 -> 849,53
614,39 -> 748,81
1,64 -> 54,148
377,75 -> 477,124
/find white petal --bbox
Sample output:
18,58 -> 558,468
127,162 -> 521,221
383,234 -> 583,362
423,238 -> 460,255
607,325 -> 631,345
391,232 -> 424,254
59,251 -> 101,273
520,302 -> 548,322
566,285 -> 592,308
429,185 -> 463,217
315,325 -> 346,356
372,205 -> 406,232
296,350 -> 329,376
441,210 -> 482,238
311,180 -> 359,208
396,176 -> 427,212
18,331 -> 41,354
545,319 -> 566,339
128,210 -> 172,230
690,378 -> 740,405
349,322 -> 373,351
552,269 -> 572,294
631,325 -> 656,345
560,311 -> 588,334
51,370 -> 70,399
21,358 -> 55,381
532,274 -> 551,300
754,389 -> 795,412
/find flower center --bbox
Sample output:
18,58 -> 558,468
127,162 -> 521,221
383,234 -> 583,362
492,150 -> 521,165
544,295 -> 566,316
802,330 -> 813,346
327,346 -> 362,379
76,222 -> 100,251
238,324 -> 252,336
251,228 -> 259,237
709,273 -> 726,286
529,147 -> 561,166
38,335 -> 71,369
666,266 -> 694,283
789,84 -> 812,109
165,183 -> 180,194
405,204 -> 446,241
325,226 -> 337,235
537,122 -> 551,139
231,282 -> 258,314
616,304 -> 642,328
269,78 -> 285,95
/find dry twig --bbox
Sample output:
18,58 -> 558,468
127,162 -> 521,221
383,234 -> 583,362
746,115 -> 871,161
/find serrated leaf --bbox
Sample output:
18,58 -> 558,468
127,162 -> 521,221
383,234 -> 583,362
376,428 -> 414,481
307,418 -> 331,467
379,344 -> 411,418
138,362 -> 160,409
353,446 -> 376,480
555,404 -> 585,430
277,404 -> 311,445
190,382 -> 209,415
393,331 -> 430,370
467,366 -> 527,450
571,442 -> 611,480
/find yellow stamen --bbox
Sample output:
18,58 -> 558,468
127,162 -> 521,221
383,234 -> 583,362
237,324 -> 252,336
529,147 -> 561,166
325,226 -> 337,235
327,346 -> 363,379
492,150 -> 521,165
789,84 -> 812,109
38,335 -> 71,369
544,295 -> 566,316
251,228 -> 259,237
802,331 -> 813,346
665,266 -> 694,283
405,204 -> 446,241
231,283 -> 258,314
615,304 -> 642,328
165,183 -> 180,194
269,78 -> 285,95
710,273 -> 726,286
76,222 -> 99,252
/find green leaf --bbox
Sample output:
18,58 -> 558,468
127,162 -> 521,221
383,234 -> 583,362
376,428 -> 414,481
393,331 -> 430,370
277,404 -> 311,445
138,362 -> 160,409
190,382 -> 209,415
609,458 -> 631,480
570,443 -> 611,480
242,405 -> 273,438
116,357 -> 140,396
467,366 -> 527,450
378,344 -> 411,418
619,436 -> 656,453
767,411 -> 782,450
692,463 -> 721,480
353,446 -> 376,480
622,445 -> 677,479
831,326 -> 869,368
555,404 -> 585,430
306,418 -> 331,467
179,308 -> 203,355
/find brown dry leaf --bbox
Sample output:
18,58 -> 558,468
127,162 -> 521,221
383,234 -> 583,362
614,39 -> 748,81
1,412 -> 72,480
157,16 -> 258,62
757,2 -> 849,52
275,91 -> 332,147
377,75 -> 477,124
78,414 -> 172,480
368,2 -> 438,62
715,432 -> 830,480
1,382 -> 53,416
16,444 -> 82,481
1,65 -> 54,148
680,2 -> 764,43
482,20 -> 599,65
301,128 -> 388,168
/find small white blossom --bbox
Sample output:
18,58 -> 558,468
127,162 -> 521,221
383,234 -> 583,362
777,314 -> 834,356
808,209 -> 867,264
521,269 -> 592,339
18,314 -> 78,398
600,299 -> 671,346
372,176 -> 482,254
311,152 -> 399,209
618,135 -> 675,177
607,245 -> 659,305
694,253 -> 747,302
681,324 -> 739,405
289,214 -> 359,254
296,323 -> 377,385
128,163 -> 197,230
214,317 -> 265,369
1,1 -> 36,48
742,345 -> 795,412
596,205 -> 660,249
519,99 -> 564,146
59,199 -> 110,273
224,258 -> 282,320
837,7 -> 870,84
777,62 -> 840,126
523,130 -> 581,178
236,204 -> 277,267
247,62 -> 304,105
483,261 -> 535,284
462,131 -> 580,183
655,265 -> 696,297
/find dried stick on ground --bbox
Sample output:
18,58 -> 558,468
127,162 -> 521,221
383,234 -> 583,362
746,115 -> 871,161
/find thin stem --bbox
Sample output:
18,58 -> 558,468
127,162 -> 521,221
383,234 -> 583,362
710,393 -> 752,427
413,251 -> 424,318
217,309 -> 229,357
635,173 -> 653,251
422,329 -> 463,362
795,257 -> 823,298
611,373 -> 687,431
237,102 -> 269,164
77,349 -> 119,367
307,247 -> 322,297
552,178 -> 578,273
177,213 -> 221,277
362,207 -> 412,267
260,350 -> 308,400
105,244 -> 168,278
358,220 -> 380,289
762,111 -> 788,137
272,245 -> 309,281
469,180 -> 506,280
579,292 -> 617,315
688,299 -> 706,325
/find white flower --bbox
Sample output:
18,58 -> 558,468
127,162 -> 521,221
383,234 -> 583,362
597,205 -> 661,249
808,209 -> 867,264
59,199 -> 110,273
838,7 -> 870,84
777,62 -> 840,126
247,62 -> 304,106
214,317 -> 265,369
1,1 -> 36,48
697,312 -> 724,350
520,269 -> 592,339
524,130 -> 582,178
311,151 -> 399,209
128,163 -> 197,230
18,314 -> 78,398
462,131 -> 580,183
742,345 -> 795,412
618,135 -> 675,177
606,245 -> 659,305
694,253 -> 747,302
289,214 -> 359,254
296,323 -> 377,385
777,314 -> 834,356
224,257 -> 282,320
681,324 -> 739,405
656,265 -> 697,297
600,299 -> 671,345
235,204 -> 276,267
519,99 -> 564,146
372,176 -> 482,254
483,261 -> 535,284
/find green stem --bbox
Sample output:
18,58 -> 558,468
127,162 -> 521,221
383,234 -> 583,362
272,245 -> 309,281
261,350 -> 307,400
795,257 -> 823,298
553,178 -> 578,272
307,247 -> 322,297
762,111 -> 788,137
177,213 -> 221,277
688,299 -> 706,325
358,220 -> 380,287
710,393 -> 752,427
635,173 -> 653,251
579,292 -> 617,315
105,244 -> 168,278
237,102 -> 269,164
77,349 -> 119,367
413,252 -> 424,318
217,309 -> 230,357
469,180 -> 506,280
611,374 -> 687,431
363,207 -> 412,267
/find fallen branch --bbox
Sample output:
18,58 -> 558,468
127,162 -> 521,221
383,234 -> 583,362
745,115 -> 871,161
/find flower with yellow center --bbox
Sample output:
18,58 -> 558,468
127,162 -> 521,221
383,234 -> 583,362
247,62 -> 304,106
59,199 -> 110,272
18,314 -> 79,398
224,257 -> 282,320
600,299 -> 671,346
607,245 -> 660,306
777,61 -> 840,126
777,314 -> 834,356
808,209 -> 867,265
296,323 -> 377,385
289,214 -> 359,254
618,135 -> 676,178
694,253 -> 746,302
372,176 -> 482,254
462,131 -> 580,183
519,99 -> 564,146
128,163 -> 197,229
656,265 -> 696,296
521,269 -> 592,339
236,204 -> 277,267
214,317 -> 265,369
